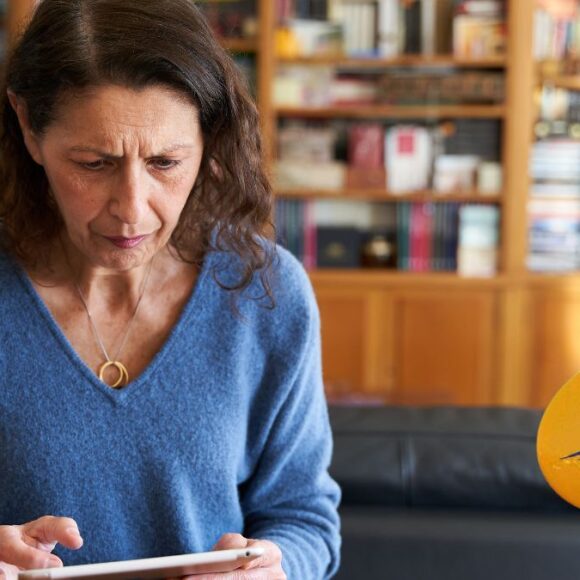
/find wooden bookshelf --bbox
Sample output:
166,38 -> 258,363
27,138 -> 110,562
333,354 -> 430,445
275,104 -> 506,119
267,0 -> 554,408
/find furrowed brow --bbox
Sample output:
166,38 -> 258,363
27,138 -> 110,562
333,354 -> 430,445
68,143 -> 196,157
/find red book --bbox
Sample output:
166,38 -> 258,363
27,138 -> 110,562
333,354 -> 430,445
348,124 -> 385,168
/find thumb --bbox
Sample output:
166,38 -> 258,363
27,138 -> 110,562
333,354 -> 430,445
212,533 -> 248,551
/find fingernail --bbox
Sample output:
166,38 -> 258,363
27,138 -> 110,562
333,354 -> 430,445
66,526 -> 80,537
45,556 -> 62,568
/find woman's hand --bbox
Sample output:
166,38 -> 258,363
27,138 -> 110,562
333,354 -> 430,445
0,516 -> 83,579
170,533 -> 286,580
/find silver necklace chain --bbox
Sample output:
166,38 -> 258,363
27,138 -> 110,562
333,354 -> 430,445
74,260 -> 153,365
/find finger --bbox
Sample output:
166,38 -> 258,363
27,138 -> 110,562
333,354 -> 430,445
1,529 -> 62,571
238,540 -> 282,571
0,562 -> 20,580
212,533 -> 248,551
22,516 -> 83,551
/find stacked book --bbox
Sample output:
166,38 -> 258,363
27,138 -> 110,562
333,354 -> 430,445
275,123 -> 346,191
274,119 -> 502,194
274,66 -> 504,107
453,0 -> 506,59
530,137 -> 580,199
377,70 -> 505,105
528,199 -> 580,272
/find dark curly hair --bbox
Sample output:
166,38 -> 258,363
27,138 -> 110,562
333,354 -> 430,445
0,0 -> 275,301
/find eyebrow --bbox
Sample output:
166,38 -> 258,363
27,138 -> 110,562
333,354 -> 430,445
68,143 -> 197,158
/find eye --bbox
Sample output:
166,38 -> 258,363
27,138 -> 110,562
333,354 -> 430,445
80,160 -> 106,171
150,158 -> 181,170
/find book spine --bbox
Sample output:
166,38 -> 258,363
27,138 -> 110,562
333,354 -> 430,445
377,0 -> 401,57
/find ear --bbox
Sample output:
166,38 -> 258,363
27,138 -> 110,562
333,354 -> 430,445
7,90 -> 44,166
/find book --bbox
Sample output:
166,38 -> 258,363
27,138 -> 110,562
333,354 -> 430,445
421,0 -> 454,54
346,123 -> 386,189
377,0 -> 402,57
452,1 -> 506,58
385,125 -> 433,194
403,0 -> 422,54
457,204 -> 500,277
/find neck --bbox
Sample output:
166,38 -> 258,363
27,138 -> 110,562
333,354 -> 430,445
59,237 -> 158,314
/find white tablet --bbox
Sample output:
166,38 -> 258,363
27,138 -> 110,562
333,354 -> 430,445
18,547 -> 264,579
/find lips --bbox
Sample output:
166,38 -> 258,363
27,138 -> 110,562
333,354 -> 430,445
104,235 -> 148,249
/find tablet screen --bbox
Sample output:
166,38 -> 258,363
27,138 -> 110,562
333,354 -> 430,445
18,547 -> 264,579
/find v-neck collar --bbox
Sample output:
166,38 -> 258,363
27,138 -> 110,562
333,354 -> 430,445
10,251 -> 215,405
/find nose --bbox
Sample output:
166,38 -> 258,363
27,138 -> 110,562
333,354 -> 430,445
108,165 -> 147,225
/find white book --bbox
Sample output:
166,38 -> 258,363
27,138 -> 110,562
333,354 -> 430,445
327,0 -> 345,22
342,5 -> 356,55
421,0 -> 436,55
377,0 -> 401,57
385,126 -> 433,194
359,4 -> 376,54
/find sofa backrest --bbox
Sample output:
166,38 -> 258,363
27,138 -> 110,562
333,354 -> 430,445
329,405 -> 572,512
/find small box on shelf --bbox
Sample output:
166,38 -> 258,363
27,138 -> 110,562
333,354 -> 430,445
316,226 -> 362,268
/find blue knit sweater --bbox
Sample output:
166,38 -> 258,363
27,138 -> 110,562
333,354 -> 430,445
0,246 -> 341,579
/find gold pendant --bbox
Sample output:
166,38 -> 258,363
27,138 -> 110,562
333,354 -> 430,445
98,360 -> 129,388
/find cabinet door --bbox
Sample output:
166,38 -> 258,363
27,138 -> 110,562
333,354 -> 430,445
313,286 -> 393,399
529,288 -> 580,408
391,289 -> 497,405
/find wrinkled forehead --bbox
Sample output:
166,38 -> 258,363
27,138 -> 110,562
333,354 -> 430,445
42,83 -> 203,150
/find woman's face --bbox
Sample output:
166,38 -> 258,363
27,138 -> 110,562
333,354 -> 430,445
19,84 -> 204,271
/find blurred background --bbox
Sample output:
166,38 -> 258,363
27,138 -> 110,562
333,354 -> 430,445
7,0 -> 580,409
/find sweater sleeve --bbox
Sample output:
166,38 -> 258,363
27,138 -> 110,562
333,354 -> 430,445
240,270 -> 341,580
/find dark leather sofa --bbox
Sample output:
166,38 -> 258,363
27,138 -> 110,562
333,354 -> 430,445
329,405 -> 580,580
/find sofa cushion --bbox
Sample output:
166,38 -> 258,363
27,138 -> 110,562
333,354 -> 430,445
329,405 -> 570,511
335,505 -> 580,580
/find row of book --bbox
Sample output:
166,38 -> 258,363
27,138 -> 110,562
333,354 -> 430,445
276,0 -> 506,59
275,120 -> 502,194
528,199 -> 580,272
275,199 -> 500,275
534,0 -> 580,61
530,138 -> 580,198
274,67 -> 504,107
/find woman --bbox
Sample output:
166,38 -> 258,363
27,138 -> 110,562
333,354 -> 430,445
0,1 -> 340,579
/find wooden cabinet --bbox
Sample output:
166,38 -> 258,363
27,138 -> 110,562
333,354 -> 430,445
314,277 -> 498,406
528,282 -> 580,409
316,287 -> 393,398
392,289 -> 497,405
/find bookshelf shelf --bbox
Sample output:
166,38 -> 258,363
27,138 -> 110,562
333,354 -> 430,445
309,270 -> 507,288
220,37 -> 259,53
538,75 -> 580,91
277,55 -> 507,69
275,105 -> 506,120
276,188 -> 503,203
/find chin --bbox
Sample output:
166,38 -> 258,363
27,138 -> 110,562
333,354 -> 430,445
92,247 -> 153,271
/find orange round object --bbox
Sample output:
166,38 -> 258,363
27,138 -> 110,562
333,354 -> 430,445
537,372 -> 580,509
